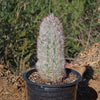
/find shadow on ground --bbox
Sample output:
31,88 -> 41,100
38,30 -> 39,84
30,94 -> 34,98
77,66 -> 98,100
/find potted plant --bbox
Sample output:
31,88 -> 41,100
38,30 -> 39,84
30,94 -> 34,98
23,14 -> 81,100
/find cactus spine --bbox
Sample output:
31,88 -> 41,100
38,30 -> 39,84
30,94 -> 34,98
36,13 -> 65,82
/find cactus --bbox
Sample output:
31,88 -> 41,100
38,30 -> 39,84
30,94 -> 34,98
36,13 -> 65,83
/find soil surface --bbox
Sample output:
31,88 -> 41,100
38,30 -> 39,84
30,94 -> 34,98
28,71 -> 77,85
0,69 -> 26,100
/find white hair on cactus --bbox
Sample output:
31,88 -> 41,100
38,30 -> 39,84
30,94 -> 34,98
36,13 -> 65,82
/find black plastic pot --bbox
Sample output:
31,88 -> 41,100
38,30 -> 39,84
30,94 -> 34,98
23,68 -> 81,100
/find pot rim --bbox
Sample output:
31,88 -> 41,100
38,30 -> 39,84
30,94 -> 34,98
23,68 -> 81,88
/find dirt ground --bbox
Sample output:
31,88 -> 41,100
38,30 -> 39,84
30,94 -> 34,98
0,70 -> 26,100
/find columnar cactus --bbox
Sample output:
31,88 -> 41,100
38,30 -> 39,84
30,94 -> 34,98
36,13 -> 65,83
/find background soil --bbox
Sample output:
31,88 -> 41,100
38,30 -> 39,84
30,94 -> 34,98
0,71 -> 26,100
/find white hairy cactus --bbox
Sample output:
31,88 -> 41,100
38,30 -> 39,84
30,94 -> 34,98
36,13 -> 65,82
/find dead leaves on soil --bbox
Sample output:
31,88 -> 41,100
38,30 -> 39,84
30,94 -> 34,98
74,43 -> 100,68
